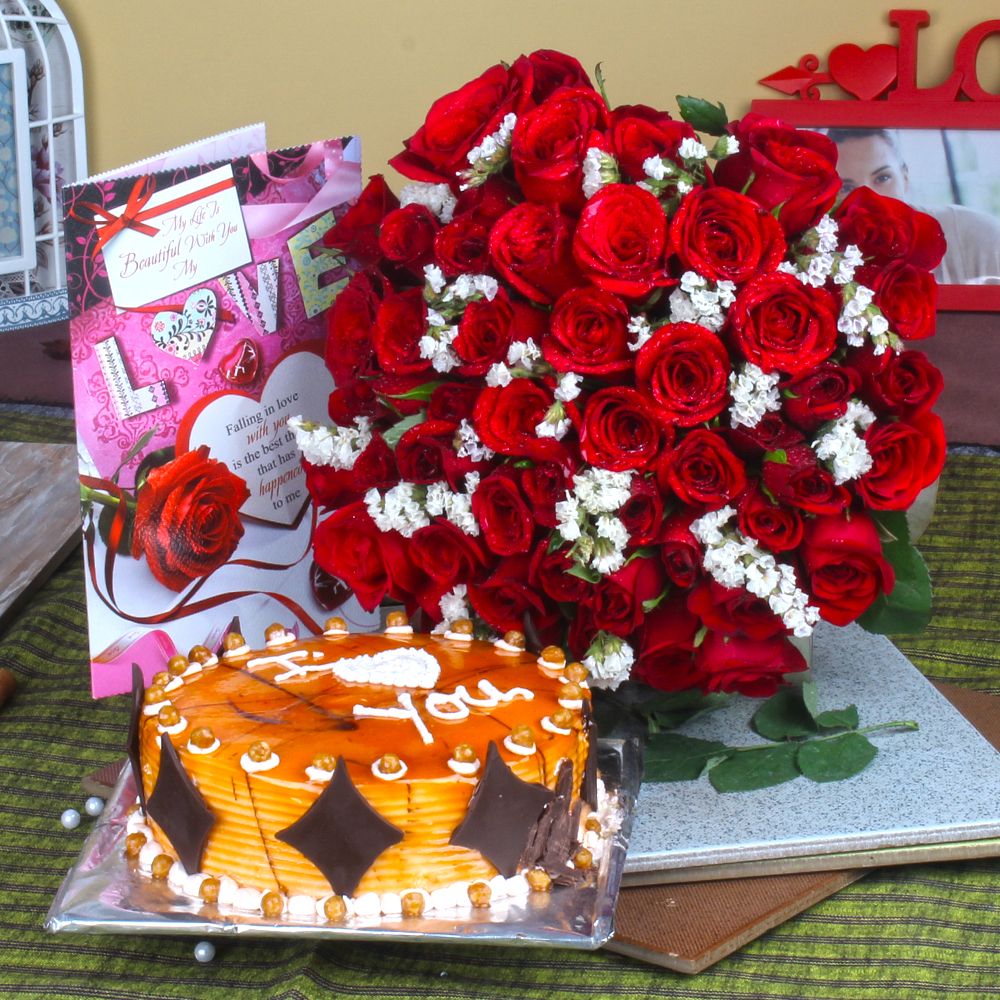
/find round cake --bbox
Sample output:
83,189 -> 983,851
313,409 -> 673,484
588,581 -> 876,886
124,616 -> 607,919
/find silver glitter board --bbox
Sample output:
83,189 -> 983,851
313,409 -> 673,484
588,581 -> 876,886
46,740 -> 640,949
624,622 -> 1000,882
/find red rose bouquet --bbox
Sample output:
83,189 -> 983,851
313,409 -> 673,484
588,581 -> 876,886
292,51 -> 945,698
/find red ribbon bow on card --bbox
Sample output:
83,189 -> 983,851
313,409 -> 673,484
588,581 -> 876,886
74,173 -> 238,259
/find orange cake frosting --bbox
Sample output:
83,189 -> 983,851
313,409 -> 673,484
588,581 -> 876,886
124,618 -> 609,920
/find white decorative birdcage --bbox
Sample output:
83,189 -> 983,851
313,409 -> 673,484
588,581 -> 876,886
0,0 -> 85,329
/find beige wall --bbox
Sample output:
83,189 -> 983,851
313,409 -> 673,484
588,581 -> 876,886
61,1 -> 1000,180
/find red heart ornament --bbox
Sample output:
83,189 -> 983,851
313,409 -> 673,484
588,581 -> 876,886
828,44 -> 899,101
219,338 -> 260,386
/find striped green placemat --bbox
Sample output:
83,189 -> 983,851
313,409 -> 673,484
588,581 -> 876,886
0,415 -> 997,999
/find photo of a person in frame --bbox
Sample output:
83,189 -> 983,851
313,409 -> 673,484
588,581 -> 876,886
827,127 -> 1000,286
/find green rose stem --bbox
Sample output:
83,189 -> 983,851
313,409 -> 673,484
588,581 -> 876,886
80,484 -> 137,512
723,719 -> 919,755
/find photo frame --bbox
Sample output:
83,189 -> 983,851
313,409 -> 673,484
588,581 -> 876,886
752,100 -> 1000,312
0,46 -> 38,275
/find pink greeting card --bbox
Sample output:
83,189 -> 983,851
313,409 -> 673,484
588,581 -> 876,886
64,132 -> 375,697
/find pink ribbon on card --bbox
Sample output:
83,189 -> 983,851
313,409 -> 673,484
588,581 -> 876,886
241,141 -> 361,241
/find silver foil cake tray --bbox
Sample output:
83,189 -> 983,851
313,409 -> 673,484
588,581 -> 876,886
46,739 -> 640,949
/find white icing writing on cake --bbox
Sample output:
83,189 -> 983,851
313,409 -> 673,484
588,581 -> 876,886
249,646 -> 441,689
354,680 -> 535,745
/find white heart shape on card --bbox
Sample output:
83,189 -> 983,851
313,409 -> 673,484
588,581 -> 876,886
178,350 -> 335,527
151,288 -> 219,362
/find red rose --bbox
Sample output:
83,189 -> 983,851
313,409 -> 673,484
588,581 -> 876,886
543,286 -> 632,375
729,272 -> 839,375
471,471 -> 535,555
608,104 -> 696,183
763,444 -> 850,515
835,186 -> 946,270
312,502 -> 391,611
618,476 -> 664,545
452,175 -> 520,224
573,184 -> 671,298
394,419 -> 461,485
489,202 -> 581,304
659,512 -> 702,588
802,512 -> 894,626
634,597 -> 702,691
635,322 -> 731,427
454,292 -> 515,375
661,429 -> 747,507
409,520 -> 489,613
521,49 -> 592,102
729,412 -> 805,458
368,373 -> 430,417
327,379 -> 390,425
695,632 -> 807,697
427,383 -> 481,423
324,176 -> 399,266
781,362 -> 861,432
687,580 -> 784,640
511,87 -> 609,208
303,434 -> 396,511
473,380 -> 554,458
857,413 -> 946,510
325,270 -> 380,385
468,555 -> 548,632
863,349 -> 943,417
377,204 -> 438,271
434,215 -> 491,276
131,447 -> 249,592
737,484 -> 803,553
529,540 -> 592,604
670,187 -> 786,284
520,460 -> 569,528
588,555 -> 666,637
390,62 -> 531,183
372,288 -> 431,376
579,387 -> 664,472
713,115 -> 840,235
871,261 -> 938,342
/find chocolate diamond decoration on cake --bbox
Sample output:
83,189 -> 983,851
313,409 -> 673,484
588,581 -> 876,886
581,699 -> 599,810
146,735 -> 215,874
124,663 -> 147,811
450,742 -> 556,877
276,757 -> 403,896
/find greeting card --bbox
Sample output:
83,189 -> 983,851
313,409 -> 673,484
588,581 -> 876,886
63,129 -> 374,697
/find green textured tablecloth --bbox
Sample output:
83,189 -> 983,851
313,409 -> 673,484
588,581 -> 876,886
1,409 -> 998,1000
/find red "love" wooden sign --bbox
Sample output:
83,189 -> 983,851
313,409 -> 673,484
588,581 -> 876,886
752,9 -> 1000,312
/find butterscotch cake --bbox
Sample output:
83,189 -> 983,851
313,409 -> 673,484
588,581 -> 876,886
123,617 -> 614,920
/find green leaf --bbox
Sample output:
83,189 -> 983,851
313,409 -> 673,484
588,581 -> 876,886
873,509 -> 911,545
800,677 -> 820,720
814,705 -> 860,731
645,690 -> 730,730
383,412 -> 425,449
642,587 -> 670,614
763,449 -> 788,465
676,96 -> 729,136
709,744 -> 799,792
594,62 -> 611,107
857,539 -> 932,634
626,546 -> 658,565
797,732 -> 877,782
112,426 -> 158,483
566,562 -> 602,584
383,381 -> 443,402
644,733 -> 731,782
751,686 -> 818,741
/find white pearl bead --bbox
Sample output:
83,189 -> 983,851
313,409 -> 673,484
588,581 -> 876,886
193,940 -> 216,963
84,796 -> 105,818
60,808 -> 81,830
